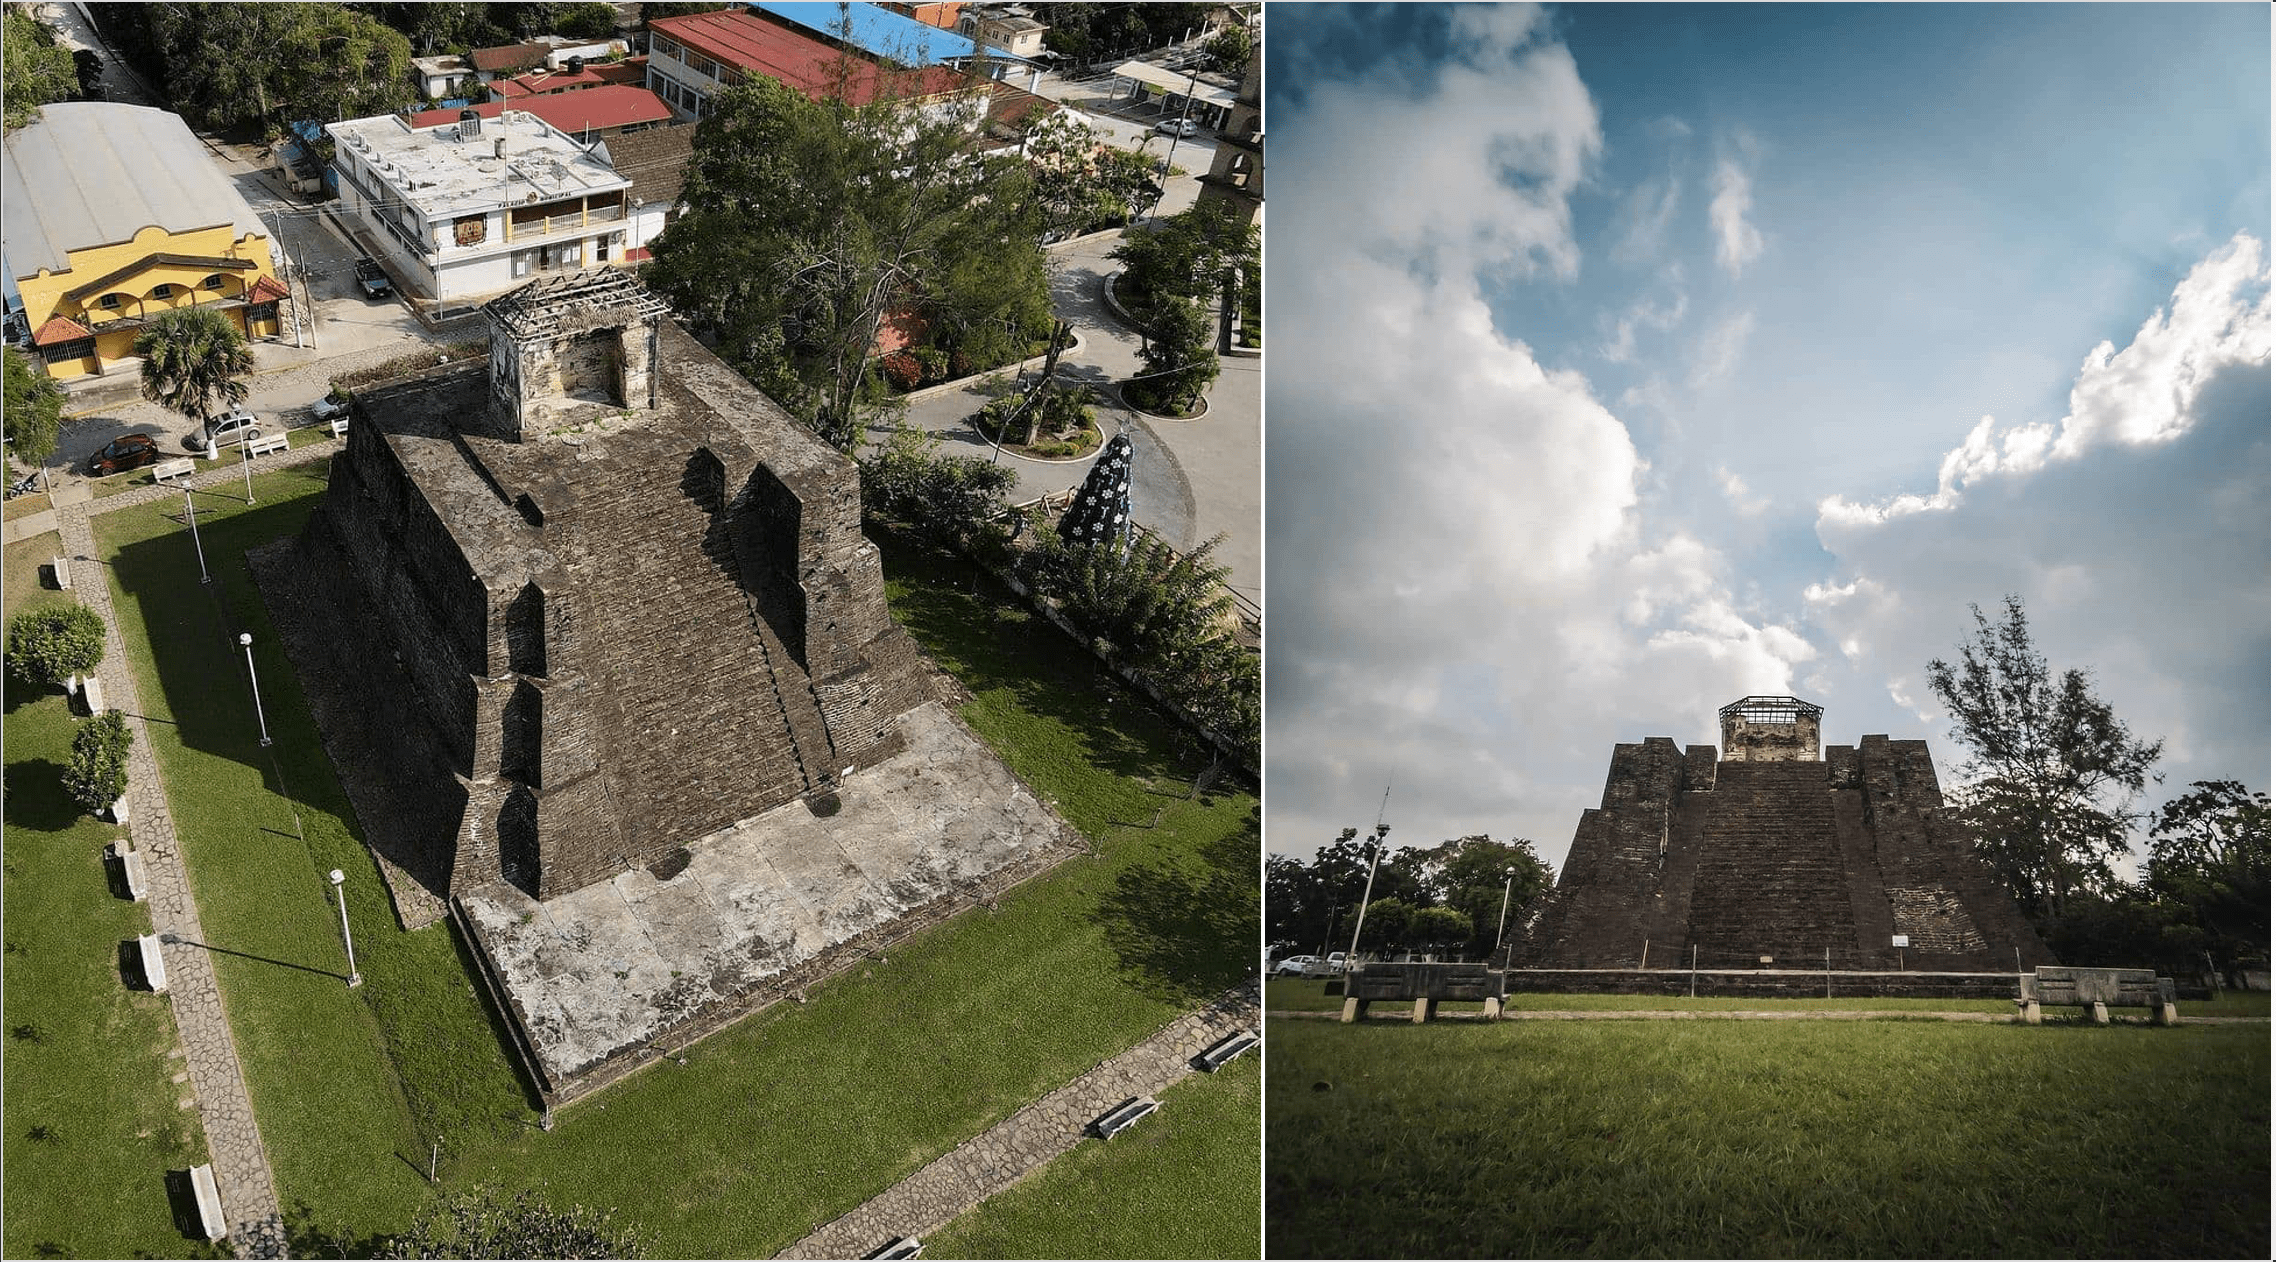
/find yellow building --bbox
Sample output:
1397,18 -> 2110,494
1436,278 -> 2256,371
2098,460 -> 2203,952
3,103 -> 288,380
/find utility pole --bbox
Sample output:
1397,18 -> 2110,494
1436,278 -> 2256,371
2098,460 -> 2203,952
1343,785 -> 1393,965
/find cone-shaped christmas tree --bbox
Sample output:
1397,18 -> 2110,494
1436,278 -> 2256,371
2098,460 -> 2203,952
1056,432 -> 1135,548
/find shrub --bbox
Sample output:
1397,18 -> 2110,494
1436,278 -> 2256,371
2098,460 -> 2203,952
1129,299 -> 1220,415
878,351 -> 922,392
6,604 -> 106,688
857,419 -> 1018,548
62,710 -> 131,816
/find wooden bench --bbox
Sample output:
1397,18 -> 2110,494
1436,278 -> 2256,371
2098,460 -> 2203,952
109,842 -> 147,902
330,417 -> 350,439
151,458 -> 195,484
2018,966 -> 2178,1025
243,433 -> 290,458
135,933 -> 167,993
1191,1029 -> 1258,1072
188,1162 -> 227,1240
1341,962 -> 1493,1023
1088,1096 -> 1159,1139
50,555 -> 69,589
864,1237 -> 922,1259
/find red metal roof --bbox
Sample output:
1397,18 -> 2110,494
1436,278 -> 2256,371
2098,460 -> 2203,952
410,86 -> 675,136
31,315 -> 90,345
650,10 -> 973,106
247,275 -> 292,303
491,57 -> 647,99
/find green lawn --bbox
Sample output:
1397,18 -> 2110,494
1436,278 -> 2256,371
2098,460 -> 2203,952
926,1053 -> 1260,1259
85,474 -> 1258,1256
1266,978 -> 2272,1017
1267,1018 -> 2269,1259
2,533 -> 222,1259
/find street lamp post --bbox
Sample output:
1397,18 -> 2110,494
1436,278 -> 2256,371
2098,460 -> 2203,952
328,868 -> 362,987
183,487 -> 211,584
1494,870 -> 1516,952
238,632 -> 272,747
240,425 -> 256,504
1343,823 -> 1390,967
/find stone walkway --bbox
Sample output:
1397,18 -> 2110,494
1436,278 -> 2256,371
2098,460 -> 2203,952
779,987 -> 1260,1259
52,444 -> 341,1259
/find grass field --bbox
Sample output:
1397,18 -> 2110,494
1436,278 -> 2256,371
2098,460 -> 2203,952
80,470 -> 1258,1256
1266,1017 -> 2269,1259
926,1052 -> 1260,1259
2,533 -> 223,1259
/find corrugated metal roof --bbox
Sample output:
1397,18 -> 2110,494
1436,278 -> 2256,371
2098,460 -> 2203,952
746,1 -> 976,66
409,86 -> 673,135
652,9 -> 972,105
1110,61 -> 1237,108
3,103 -> 270,279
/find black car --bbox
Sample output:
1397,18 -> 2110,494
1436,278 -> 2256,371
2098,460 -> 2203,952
354,257 -> 392,298
86,434 -> 161,477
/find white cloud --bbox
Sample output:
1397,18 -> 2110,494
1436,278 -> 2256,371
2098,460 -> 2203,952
1819,234 -> 2272,528
1716,466 -> 1768,516
1689,309 -> 1755,387
1708,150 -> 1764,276
1611,175 -> 1683,267
1270,15 -> 1812,863
1601,286 -> 1687,363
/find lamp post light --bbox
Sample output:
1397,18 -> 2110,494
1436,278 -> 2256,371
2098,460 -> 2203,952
237,632 -> 272,747
1494,869 -> 1516,952
328,868 -> 362,988
183,487 -> 211,584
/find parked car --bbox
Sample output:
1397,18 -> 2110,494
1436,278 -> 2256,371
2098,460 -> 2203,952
1154,115 -> 1200,138
1273,954 -> 1320,977
354,256 -> 392,298
186,409 -> 262,454
310,395 -> 349,423
84,433 -> 161,477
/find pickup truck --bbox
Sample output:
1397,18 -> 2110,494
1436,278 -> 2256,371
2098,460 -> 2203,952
354,257 -> 392,299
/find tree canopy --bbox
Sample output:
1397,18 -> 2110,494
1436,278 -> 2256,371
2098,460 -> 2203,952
2147,780 -> 2270,983
381,1185 -> 646,1259
136,307 -> 255,431
4,8 -> 80,130
131,2 -> 413,133
1269,832 -> 1553,959
7,605 -> 108,689
648,73 -> 1052,449
63,710 -> 133,816
1026,110 -> 1160,241
1926,595 -> 2163,923
5,347 -> 67,469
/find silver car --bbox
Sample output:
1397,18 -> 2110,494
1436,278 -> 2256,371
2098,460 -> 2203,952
187,408 -> 262,454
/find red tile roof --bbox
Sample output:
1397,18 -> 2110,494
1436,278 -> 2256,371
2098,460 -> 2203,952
650,10 -> 974,107
491,57 -> 647,99
247,275 -> 292,303
410,86 -> 675,136
31,315 -> 90,345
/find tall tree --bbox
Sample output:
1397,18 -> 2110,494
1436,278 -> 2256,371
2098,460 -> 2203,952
3,7 -> 80,129
135,307 -> 255,433
1926,595 -> 2163,923
141,2 -> 413,133
1025,110 -> 1159,241
4,347 -> 67,469
2147,780 -> 2270,985
649,74 -> 1052,449
1392,836 -> 1555,957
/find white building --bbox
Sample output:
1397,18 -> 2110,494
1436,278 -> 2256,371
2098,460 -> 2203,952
326,110 -> 638,305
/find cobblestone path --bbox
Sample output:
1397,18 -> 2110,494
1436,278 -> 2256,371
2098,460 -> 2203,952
779,987 -> 1260,1259
55,444 -> 340,1258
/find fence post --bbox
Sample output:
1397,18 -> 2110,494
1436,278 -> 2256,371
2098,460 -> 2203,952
1825,946 -> 1831,999
1639,938 -> 1649,970
1689,943 -> 1697,999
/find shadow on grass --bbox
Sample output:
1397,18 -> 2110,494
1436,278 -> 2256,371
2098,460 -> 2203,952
4,679 -> 60,717
872,529 -> 1199,788
1094,805 -> 1259,1004
2,758 -> 84,833
282,1197 -> 392,1260
159,933 -> 348,982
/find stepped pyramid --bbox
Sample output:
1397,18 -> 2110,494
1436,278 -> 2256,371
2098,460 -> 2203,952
1514,696 -> 2054,972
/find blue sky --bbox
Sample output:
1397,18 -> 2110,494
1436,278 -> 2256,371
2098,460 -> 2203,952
1265,3 -> 2271,869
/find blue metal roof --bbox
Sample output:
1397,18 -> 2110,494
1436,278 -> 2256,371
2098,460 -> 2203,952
744,2 -> 975,67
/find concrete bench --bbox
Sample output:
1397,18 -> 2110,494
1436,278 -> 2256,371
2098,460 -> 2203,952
1341,962 -> 1493,1023
330,417 -> 350,439
134,933 -> 167,992
2018,966 -> 2177,1025
81,674 -> 105,715
151,458 -> 195,484
1088,1096 -> 1159,1139
109,842 -> 148,902
864,1237 -> 922,1259
243,433 -> 290,458
50,555 -> 69,589
1191,1029 -> 1258,1072
188,1162 -> 227,1240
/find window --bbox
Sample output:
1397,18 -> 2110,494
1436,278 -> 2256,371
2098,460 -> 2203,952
202,274 -> 226,291
41,337 -> 94,364
511,249 -> 536,278
654,36 -> 680,61
97,293 -> 122,311
152,283 -> 174,299
455,214 -> 488,246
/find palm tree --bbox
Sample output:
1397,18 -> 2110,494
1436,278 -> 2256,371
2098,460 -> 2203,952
135,307 -> 254,432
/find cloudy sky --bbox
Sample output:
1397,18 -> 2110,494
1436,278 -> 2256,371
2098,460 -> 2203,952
1265,2 -> 2272,869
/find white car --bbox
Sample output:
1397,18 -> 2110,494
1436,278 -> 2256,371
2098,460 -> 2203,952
1155,116 -> 1200,138
1273,954 -> 1319,977
187,408 -> 262,453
